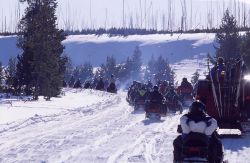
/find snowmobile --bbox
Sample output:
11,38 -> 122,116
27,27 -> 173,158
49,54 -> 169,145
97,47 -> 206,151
180,132 -> 210,163
145,103 -> 162,119
174,125 -> 227,163
134,98 -> 146,111
196,59 -> 250,135
164,98 -> 183,114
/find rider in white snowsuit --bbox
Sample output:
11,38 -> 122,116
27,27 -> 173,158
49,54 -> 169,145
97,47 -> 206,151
173,100 -> 223,163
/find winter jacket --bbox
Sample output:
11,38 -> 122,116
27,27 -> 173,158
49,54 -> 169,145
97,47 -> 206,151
159,84 -> 168,95
210,63 -> 226,81
149,90 -> 164,104
180,113 -> 217,136
177,81 -> 193,94
96,80 -> 105,90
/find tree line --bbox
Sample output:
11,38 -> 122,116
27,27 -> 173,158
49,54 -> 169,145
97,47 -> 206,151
63,45 -> 175,89
0,44 -> 175,98
215,9 -> 250,69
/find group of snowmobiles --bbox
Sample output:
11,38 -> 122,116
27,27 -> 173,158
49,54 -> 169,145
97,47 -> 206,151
172,57 -> 250,163
64,75 -> 118,94
126,57 -> 250,163
127,79 -> 194,120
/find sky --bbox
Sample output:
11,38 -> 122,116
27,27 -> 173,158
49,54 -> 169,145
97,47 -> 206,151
0,0 -> 250,32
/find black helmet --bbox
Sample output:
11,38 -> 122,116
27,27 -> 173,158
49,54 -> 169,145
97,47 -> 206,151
218,57 -> 224,64
153,85 -> 159,91
182,77 -> 188,82
189,100 -> 206,114
111,74 -> 114,78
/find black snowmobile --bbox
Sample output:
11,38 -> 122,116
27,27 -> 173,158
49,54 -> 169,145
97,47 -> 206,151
107,83 -> 117,93
174,125 -> 226,163
180,132 -> 210,163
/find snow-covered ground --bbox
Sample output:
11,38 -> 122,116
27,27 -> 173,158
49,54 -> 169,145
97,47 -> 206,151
1,89 -> 250,163
0,89 -> 180,162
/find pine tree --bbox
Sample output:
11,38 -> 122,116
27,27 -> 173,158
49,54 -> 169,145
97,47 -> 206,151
6,57 -> 18,94
145,55 -> 156,80
64,56 -> 74,82
72,63 -> 93,82
131,46 -> 142,79
17,0 -> 67,100
118,57 -> 133,82
145,55 -> 175,83
215,9 -> 240,62
148,55 -> 157,74
241,31 -> 250,70
155,56 -> 174,82
191,71 -> 200,86
105,56 -> 116,78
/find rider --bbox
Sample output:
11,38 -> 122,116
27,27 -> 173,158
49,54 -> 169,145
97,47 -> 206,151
73,78 -> 82,88
159,80 -> 169,95
107,74 -> 117,92
128,81 -> 139,103
96,77 -> 105,91
135,84 -> 149,103
84,80 -> 91,89
149,86 -> 164,104
165,84 -> 179,104
210,57 -> 226,82
173,100 -> 223,163
110,74 -> 116,85
177,78 -> 193,100
147,80 -> 153,91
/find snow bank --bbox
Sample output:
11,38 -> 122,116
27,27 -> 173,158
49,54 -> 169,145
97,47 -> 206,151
0,89 -> 114,125
0,33 -> 216,66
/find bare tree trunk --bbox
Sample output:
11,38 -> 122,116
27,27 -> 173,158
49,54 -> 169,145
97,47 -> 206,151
90,0 -> 93,29
105,8 -> 108,29
140,0 -> 143,28
144,0 -> 147,29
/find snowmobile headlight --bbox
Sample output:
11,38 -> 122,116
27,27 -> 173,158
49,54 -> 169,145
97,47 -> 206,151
221,71 -> 225,76
244,75 -> 250,81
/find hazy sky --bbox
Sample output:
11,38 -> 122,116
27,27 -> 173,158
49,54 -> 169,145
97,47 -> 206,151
1,0 -> 250,32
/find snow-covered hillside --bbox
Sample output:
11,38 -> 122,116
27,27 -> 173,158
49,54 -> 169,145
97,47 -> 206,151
0,89 -> 249,163
0,33 -> 216,66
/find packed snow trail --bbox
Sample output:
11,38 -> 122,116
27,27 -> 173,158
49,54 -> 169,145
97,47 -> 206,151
0,90 -> 250,163
0,90 -> 182,163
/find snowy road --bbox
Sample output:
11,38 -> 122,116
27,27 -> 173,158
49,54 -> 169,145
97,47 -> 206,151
0,90 -> 250,163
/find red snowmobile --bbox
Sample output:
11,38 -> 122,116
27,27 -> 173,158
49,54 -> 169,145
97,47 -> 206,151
196,59 -> 250,135
145,103 -> 162,119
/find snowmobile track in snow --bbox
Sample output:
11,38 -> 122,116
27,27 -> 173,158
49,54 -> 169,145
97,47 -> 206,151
0,91 -> 250,163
